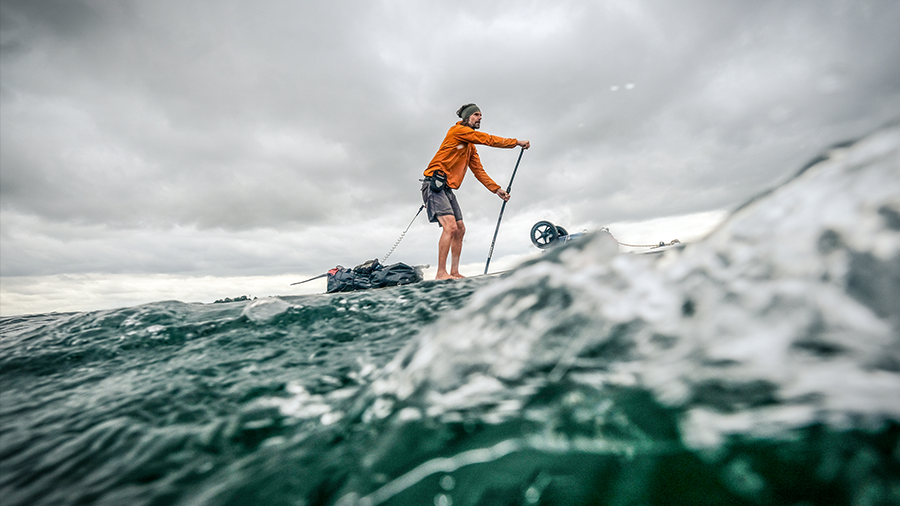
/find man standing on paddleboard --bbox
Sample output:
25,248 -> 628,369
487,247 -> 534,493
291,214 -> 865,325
422,103 -> 530,280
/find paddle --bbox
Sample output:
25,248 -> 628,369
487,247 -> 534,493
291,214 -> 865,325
484,146 -> 525,274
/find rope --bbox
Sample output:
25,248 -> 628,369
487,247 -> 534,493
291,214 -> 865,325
382,205 -> 425,264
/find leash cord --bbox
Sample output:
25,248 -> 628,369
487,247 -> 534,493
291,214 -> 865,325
382,205 -> 425,264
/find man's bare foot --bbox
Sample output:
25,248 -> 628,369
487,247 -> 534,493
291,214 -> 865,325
435,271 -> 454,280
450,272 -> 466,279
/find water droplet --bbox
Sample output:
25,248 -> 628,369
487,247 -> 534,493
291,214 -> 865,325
434,493 -> 452,506
525,471 -> 553,503
525,485 -> 541,503
440,475 -> 455,490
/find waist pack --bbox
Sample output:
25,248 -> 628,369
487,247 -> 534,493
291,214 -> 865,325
428,170 -> 448,192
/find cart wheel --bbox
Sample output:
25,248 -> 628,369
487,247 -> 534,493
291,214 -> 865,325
555,226 -> 568,237
531,221 -> 559,249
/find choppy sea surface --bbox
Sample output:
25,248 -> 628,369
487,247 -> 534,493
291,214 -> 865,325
2,124 -> 900,506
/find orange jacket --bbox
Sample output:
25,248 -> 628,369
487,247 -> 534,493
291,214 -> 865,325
424,122 -> 518,192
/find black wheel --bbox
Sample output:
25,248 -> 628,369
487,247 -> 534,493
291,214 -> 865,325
555,226 -> 568,237
531,221 -> 558,249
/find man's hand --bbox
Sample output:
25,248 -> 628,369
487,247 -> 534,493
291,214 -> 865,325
517,139 -> 531,149
495,189 -> 511,202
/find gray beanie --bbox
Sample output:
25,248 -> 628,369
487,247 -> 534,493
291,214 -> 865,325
457,103 -> 480,122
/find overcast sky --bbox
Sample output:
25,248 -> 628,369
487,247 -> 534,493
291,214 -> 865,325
2,0 -> 899,315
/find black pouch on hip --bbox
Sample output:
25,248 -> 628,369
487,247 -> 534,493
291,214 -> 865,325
429,170 -> 448,192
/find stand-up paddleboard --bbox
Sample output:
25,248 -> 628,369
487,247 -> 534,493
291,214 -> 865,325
418,270 -> 509,284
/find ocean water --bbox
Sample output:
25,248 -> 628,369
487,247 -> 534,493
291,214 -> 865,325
2,124 -> 899,506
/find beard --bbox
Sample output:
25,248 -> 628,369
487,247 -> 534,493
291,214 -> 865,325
469,119 -> 481,129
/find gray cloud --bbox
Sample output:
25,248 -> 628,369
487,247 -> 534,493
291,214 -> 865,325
2,0 -> 899,284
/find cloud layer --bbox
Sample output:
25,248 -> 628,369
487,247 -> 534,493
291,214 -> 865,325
2,0 -> 899,313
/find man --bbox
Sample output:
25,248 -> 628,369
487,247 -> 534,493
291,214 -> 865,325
422,103 -> 530,280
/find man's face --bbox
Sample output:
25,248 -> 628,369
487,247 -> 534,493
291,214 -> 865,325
466,111 -> 482,129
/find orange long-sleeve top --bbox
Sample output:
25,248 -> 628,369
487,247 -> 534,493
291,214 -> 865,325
424,122 -> 518,192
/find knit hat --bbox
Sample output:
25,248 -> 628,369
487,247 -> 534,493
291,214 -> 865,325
456,103 -> 480,122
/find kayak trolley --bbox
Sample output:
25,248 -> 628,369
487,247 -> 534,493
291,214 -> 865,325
530,220 -> 586,249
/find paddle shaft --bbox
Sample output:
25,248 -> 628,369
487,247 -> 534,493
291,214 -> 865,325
484,146 -> 525,274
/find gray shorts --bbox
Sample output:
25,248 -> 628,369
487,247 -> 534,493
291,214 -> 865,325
421,180 -> 463,224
